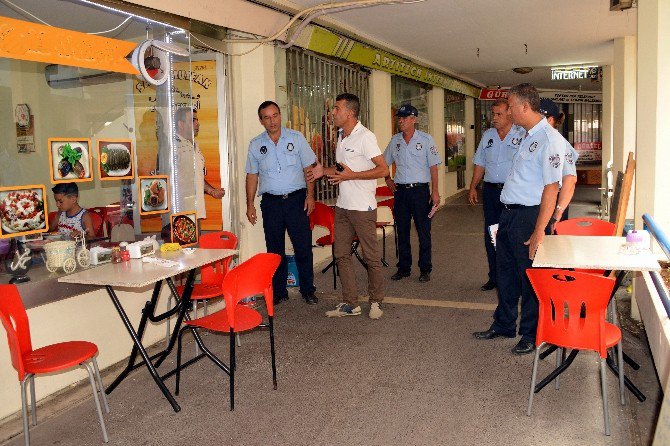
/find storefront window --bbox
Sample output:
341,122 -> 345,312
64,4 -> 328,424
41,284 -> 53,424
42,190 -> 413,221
444,91 -> 466,172
283,49 -> 370,201
0,0 -> 197,254
391,76 -> 429,132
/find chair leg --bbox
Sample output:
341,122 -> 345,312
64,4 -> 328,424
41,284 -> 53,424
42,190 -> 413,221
175,328 -> 187,396
165,294 -> 173,347
527,342 -> 544,416
193,302 -> 200,357
29,375 -> 37,426
83,363 -> 109,443
393,222 -> 399,258
20,376 -> 30,446
555,348 -> 562,390
91,358 -> 110,414
600,357 -> 611,436
616,339 -> 626,406
229,328 -> 235,411
269,316 -> 277,390
236,333 -> 242,347
381,227 -> 387,264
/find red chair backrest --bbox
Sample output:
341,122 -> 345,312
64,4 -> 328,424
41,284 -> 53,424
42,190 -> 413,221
199,231 -> 238,285
221,253 -> 281,327
87,211 -> 104,238
554,218 -> 616,237
310,202 -> 335,243
526,269 -> 616,357
376,186 -> 393,197
0,285 -> 32,381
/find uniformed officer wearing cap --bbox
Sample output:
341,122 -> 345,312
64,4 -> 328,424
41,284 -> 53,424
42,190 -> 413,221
539,98 -> 579,233
246,100 -> 318,305
383,104 -> 442,282
473,83 -> 565,356
468,99 -> 525,291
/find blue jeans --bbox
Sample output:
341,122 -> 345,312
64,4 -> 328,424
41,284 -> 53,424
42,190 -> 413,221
491,205 -> 540,343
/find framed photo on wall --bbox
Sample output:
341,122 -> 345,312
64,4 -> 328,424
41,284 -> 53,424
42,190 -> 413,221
138,175 -> 170,215
0,184 -> 49,239
48,138 -> 93,183
170,211 -> 198,247
98,139 -> 134,180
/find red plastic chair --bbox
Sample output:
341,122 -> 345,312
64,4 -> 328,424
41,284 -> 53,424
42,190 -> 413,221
526,269 -> 625,436
310,202 -> 338,289
87,207 -> 108,238
554,217 -> 616,275
176,231 -> 238,315
174,253 -> 281,410
376,186 -> 397,263
0,285 -> 109,445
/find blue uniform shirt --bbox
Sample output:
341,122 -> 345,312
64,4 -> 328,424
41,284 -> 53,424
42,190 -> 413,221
563,141 -> 578,177
500,118 -> 565,206
245,127 -> 316,195
473,125 -> 525,184
383,130 -> 442,184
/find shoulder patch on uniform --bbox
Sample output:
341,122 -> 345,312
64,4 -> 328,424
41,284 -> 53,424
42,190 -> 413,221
260,146 -> 267,155
430,146 -> 438,155
486,139 -> 494,148
529,141 -> 539,152
566,151 -> 574,165
287,143 -> 294,152
549,154 -> 561,168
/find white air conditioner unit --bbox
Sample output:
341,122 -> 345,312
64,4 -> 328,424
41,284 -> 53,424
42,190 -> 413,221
44,65 -> 126,89
610,0 -> 633,11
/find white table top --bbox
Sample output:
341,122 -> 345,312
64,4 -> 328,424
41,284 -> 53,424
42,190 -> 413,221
58,249 -> 238,288
533,236 -> 661,272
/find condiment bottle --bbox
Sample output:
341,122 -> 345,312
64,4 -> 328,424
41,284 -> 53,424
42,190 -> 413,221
120,247 -> 130,262
111,247 -> 122,264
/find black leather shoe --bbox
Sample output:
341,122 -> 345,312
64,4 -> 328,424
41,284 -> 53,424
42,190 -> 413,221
391,270 -> 411,280
273,295 -> 289,305
303,293 -> 318,305
480,280 -> 496,291
512,340 -> 536,355
418,272 -> 430,282
472,329 -> 514,340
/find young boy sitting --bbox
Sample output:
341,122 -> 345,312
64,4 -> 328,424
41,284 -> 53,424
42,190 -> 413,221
49,183 -> 96,238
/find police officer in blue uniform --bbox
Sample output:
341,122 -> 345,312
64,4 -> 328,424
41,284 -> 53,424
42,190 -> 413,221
246,100 -> 318,305
473,84 -> 565,355
468,99 -> 525,291
384,104 -> 442,282
539,98 -> 579,233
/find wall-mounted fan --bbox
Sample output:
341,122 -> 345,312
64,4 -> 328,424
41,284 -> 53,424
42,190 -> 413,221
130,39 -> 190,86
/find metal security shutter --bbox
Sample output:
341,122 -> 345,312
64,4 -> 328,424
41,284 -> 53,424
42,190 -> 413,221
286,49 -> 370,201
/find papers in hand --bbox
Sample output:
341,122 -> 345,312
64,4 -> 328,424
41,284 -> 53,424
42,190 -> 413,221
142,256 -> 179,268
488,224 -> 499,249
428,204 -> 440,219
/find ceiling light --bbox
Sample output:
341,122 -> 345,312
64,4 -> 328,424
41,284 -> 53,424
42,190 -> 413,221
513,67 -> 533,74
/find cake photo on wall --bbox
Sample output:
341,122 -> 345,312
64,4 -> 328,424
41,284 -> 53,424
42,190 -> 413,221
138,175 -> 170,215
48,138 -> 93,184
98,139 -> 134,180
0,184 -> 49,238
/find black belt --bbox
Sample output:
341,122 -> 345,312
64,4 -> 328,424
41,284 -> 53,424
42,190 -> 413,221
484,182 -> 504,189
263,188 -> 305,199
396,182 -> 428,189
503,203 -> 538,210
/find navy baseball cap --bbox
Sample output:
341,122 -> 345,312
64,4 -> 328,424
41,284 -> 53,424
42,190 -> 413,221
539,99 -> 561,119
396,104 -> 418,117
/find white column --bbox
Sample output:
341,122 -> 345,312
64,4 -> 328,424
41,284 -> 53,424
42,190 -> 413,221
428,87 -> 446,200
464,96 -> 475,192
369,70 -> 393,146
634,0 -> 670,233
230,44 -> 276,261
600,65 -> 614,213
612,36 -> 637,219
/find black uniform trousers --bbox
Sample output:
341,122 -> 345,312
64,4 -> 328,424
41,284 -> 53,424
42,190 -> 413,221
260,188 -> 315,300
490,205 -> 540,343
482,182 -> 505,284
394,183 -> 432,274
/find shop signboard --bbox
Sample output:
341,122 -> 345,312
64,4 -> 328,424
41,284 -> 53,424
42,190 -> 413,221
133,59 -> 222,232
539,91 -> 602,104
305,27 -> 481,98
0,16 -> 138,74
479,88 -> 509,100
574,141 -> 602,164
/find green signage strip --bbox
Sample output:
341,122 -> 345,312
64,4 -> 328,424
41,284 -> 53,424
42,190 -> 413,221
306,27 -> 481,98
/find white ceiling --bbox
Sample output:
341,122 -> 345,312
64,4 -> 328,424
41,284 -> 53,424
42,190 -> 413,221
271,0 -> 638,91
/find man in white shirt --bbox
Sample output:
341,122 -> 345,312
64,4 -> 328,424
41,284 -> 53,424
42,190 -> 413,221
308,93 -> 389,319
